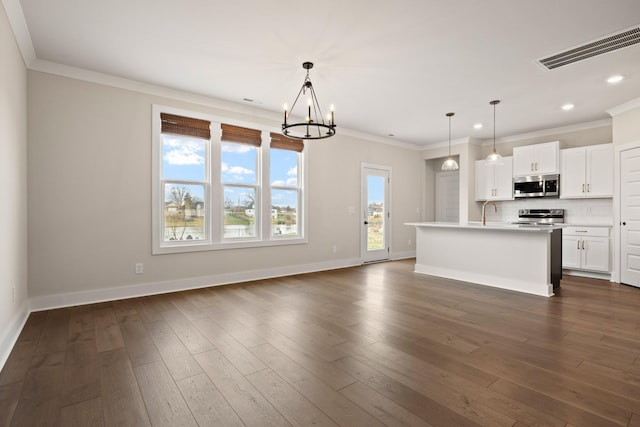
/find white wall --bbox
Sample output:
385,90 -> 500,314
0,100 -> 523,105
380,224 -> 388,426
0,2 -> 29,368
612,103 -> 640,146
26,71 -> 423,307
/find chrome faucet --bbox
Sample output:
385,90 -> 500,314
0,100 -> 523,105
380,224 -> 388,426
482,200 -> 497,225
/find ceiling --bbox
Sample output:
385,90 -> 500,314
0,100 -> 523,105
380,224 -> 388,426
8,0 -> 640,146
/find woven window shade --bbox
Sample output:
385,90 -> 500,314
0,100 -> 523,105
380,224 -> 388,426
270,132 -> 304,152
160,113 -> 211,140
221,124 -> 262,146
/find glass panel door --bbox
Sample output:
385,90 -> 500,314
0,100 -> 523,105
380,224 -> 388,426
361,165 -> 390,262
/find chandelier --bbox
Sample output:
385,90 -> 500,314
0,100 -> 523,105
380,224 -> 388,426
282,62 -> 336,140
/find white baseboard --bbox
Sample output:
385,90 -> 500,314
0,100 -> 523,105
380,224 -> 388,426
29,257 -> 363,312
0,302 -> 30,372
562,269 -> 612,281
414,264 -> 554,297
391,250 -> 416,260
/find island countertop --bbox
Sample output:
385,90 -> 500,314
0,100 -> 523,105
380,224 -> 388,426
405,221 -> 563,233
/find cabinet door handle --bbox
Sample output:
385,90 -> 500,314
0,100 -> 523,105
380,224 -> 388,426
577,241 -> 580,250
582,241 -> 585,250
535,162 -> 538,171
582,184 -> 585,193
587,184 -> 590,193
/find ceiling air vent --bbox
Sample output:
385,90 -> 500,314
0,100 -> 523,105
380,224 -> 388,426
537,25 -> 640,70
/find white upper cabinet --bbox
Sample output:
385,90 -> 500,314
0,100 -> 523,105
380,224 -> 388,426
475,156 -> 513,201
560,143 -> 613,198
513,141 -> 559,176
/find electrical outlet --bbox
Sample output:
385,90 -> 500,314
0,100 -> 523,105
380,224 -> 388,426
135,263 -> 144,274
332,245 -> 337,254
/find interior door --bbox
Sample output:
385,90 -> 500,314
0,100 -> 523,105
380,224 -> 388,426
620,146 -> 640,287
361,165 -> 390,263
435,171 -> 459,222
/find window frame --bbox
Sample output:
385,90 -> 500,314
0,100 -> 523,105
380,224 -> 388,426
152,105 -> 307,254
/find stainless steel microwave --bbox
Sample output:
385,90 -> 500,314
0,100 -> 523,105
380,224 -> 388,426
513,174 -> 559,198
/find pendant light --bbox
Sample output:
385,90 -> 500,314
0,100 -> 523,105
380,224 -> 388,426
441,112 -> 459,171
485,100 -> 503,165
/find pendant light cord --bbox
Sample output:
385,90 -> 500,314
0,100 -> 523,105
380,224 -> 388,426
489,100 -> 500,152
448,115 -> 452,156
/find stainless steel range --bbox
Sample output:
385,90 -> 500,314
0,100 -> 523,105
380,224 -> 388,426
511,208 -> 564,225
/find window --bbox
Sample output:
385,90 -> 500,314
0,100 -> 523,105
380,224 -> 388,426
220,124 -> 261,239
269,133 -> 303,237
152,106 -> 306,254
159,113 -> 210,244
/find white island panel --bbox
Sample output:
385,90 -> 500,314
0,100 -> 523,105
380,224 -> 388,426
408,223 -> 561,297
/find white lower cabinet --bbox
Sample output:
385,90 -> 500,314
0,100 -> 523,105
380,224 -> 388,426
562,226 -> 610,272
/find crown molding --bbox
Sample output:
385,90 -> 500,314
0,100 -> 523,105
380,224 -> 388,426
1,0 -> 36,66
483,118 -> 612,146
606,97 -> 640,117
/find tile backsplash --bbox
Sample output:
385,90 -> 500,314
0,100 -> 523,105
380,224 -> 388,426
484,198 -> 612,225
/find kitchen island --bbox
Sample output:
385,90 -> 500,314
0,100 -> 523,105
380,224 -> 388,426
406,222 -> 562,297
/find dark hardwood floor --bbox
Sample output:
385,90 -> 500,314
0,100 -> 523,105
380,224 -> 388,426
1,259 -> 640,426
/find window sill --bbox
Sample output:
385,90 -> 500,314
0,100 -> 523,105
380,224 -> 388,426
153,236 -> 307,255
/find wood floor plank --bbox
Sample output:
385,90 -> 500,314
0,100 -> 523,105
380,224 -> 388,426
333,355 -> 480,427
119,320 -> 162,367
61,339 -> 101,407
191,316 -> 267,375
110,299 -> 140,324
489,378 -> 621,427
249,343 -> 386,427
160,308 -> 215,354
175,373 -> 244,427
246,368 -> 339,427
340,381 -> 434,427
59,397 -> 105,427
0,381 -> 22,426
263,316 -> 347,362
470,346 -> 633,424
0,341 -> 37,386
9,351 -> 65,427
145,320 -> 203,381
34,309 -> 70,356
134,360 -> 198,427
337,340 -> 566,427
67,305 -> 95,343
194,349 -> 291,427
99,348 -> 151,427
92,305 -> 125,353
249,324 -> 357,390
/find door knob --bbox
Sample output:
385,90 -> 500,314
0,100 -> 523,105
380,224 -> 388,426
622,222 -> 626,226
364,221 -> 369,225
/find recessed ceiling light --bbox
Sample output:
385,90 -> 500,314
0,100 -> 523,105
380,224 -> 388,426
473,123 -> 483,129
562,104 -> 574,111
388,133 -> 395,137
607,75 -> 624,84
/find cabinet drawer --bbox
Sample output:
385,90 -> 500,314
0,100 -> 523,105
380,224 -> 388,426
563,226 -> 609,237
